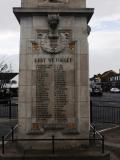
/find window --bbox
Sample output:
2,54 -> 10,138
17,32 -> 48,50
110,77 -> 113,81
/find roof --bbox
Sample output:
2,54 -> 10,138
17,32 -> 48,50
0,73 -> 18,81
101,70 -> 117,78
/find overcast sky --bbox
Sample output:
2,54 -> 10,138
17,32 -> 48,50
0,0 -> 120,76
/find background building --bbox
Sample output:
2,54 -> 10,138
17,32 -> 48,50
90,70 -> 120,92
0,73 -> 18,98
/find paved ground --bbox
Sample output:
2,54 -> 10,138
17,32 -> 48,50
102,126 -> 120,160
0,119 -> 17,138
93,123 -> 118,131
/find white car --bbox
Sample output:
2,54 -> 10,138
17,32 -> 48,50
110,88 -> 120,93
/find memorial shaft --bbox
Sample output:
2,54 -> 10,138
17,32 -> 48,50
13,0 -> 94,149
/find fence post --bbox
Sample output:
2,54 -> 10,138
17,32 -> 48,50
11,127 -> 14,142
9,98 -> 12,119
52,135 -> 55,154
93,124 -> 96,144
102,135 -> 104,154
2,136 -> 5,154
90,100 -> 93,123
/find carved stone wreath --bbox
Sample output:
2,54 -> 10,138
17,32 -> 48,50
40,32 -> 68,54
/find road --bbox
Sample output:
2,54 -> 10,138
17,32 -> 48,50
91,92 -> 120,102
91,92 -> 120,107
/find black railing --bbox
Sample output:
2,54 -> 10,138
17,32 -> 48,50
90,100 -> 120,124
0,99 -> 18,119
90,124 -> 104,154
0,125 -> 104,155
1,99 -> 120,123
1,125 -> 18,154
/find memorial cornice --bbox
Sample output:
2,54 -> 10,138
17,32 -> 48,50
13,7 -> 94,23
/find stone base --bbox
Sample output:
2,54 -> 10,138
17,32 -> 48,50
0,141 -> 110,160
0,148 -> 110,160
16,130 -> 90,150
17,140 -> 89,151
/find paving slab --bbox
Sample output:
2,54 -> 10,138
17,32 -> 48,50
0,119 -> 17,140
102,126 -> 120,160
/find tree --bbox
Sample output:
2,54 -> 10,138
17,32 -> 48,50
0,61 -> 8,73
0,61 -> 11,97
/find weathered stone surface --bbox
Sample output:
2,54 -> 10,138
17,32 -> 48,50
15,0 -> 94,150
21,0 -> 86,8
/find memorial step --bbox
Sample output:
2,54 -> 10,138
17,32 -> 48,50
0,151 -> 110,160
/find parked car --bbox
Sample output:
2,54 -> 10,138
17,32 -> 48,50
90,87 -> 103,96
110,88 -> 120,93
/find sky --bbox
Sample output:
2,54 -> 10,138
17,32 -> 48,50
0,0 -> 120,76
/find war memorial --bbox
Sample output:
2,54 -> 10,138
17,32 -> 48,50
0,1 -> 111,159
13,0 -> 94,149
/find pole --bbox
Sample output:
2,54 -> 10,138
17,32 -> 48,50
9,98 -> 11,119
11,127 -> 14,141
93,124 -> 96,144
2,136 -> 5,154
90,100 -> 93,123
102,135 -> 104,154
52,135 -> 55,154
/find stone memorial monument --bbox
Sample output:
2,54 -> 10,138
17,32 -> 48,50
14,0 -> 94,149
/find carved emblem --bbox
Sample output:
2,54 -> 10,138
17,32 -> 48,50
48,14 -> 59,32
40,32 -> 67,54
37,14 -> 69,54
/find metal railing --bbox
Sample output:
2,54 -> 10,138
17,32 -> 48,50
0,124 -> 104,155
90,100 -> 120,124
90,124 -> 104,153
0,98 -> 18,119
